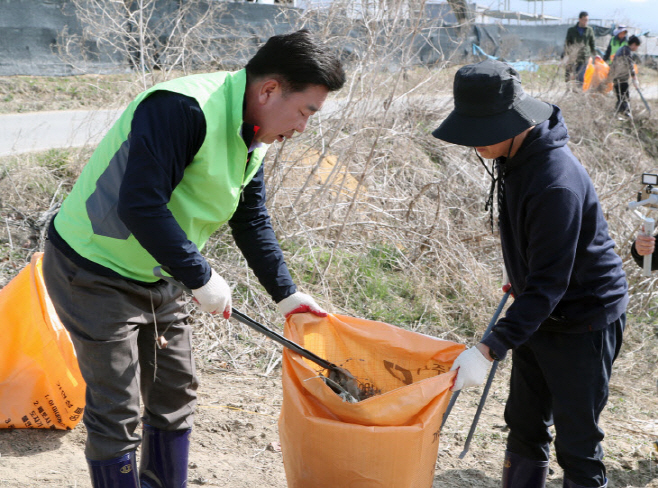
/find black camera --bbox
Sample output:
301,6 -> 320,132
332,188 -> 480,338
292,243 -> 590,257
635,173 -> 658,209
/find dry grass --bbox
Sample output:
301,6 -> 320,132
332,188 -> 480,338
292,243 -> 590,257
0,0 -> 657,381
2,7 -> 658,485
0,75 -> 139,114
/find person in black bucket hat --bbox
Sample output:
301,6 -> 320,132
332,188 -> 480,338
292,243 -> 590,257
435,59 -> 628,488
433,60 -> 553,147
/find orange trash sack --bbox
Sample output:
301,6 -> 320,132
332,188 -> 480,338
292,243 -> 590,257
279,313 -> 465,488
0,253 -> 85,430
583,57 -> 613,93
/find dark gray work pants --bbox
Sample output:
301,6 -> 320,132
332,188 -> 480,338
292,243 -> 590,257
505,315 -> 625,487
614,80 -> 631,114
43,240 -> 198,460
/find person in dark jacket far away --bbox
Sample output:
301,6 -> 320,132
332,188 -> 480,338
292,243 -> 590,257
564,11 -> 598,86
433,59 -> 628,488
42,29 -> 345,488
608,35 -> 642,118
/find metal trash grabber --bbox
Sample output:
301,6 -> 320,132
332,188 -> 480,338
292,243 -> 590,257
635,83 -> 652,115
441,289 -> 511,431
458,359 -> 499,458
153,266 -> 360,398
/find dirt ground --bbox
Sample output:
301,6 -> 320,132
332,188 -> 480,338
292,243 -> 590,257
1,321 -> 658,488
1,71 -> 658,487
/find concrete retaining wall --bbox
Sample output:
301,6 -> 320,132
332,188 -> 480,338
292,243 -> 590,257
0,0 -> 626,76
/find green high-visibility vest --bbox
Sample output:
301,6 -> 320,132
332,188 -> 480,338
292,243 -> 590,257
53,69 -> 268,282
608,36 -> 628,64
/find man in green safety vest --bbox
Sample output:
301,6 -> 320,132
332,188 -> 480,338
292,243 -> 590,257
43,30 -> 345,488
603,26 -> 628,64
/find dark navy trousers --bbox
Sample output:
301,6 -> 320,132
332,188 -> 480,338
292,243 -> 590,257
504,315 -> 625,487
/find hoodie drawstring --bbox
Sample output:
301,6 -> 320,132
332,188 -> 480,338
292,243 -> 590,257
474,136 -> 515,234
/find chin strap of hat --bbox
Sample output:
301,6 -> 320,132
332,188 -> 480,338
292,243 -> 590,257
474,148 -> 496,233
475,136 -> 515,234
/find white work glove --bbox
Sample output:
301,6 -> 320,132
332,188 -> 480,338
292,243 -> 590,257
192,269 -> 232,318
633,78 -> 640,89
277,292 -> 327,318
450,346 -> 492,391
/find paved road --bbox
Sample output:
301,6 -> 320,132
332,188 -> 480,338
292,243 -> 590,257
0,84 -> 655,157
0,100 -> 348,157
0,109 -> 122,157
0,97 -> 451,157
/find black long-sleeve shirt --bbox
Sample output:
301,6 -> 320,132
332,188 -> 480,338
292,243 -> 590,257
49,90 -> 296,302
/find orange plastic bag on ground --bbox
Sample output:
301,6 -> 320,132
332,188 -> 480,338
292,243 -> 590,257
279,313 -> 465,488
0,253 -> 85,429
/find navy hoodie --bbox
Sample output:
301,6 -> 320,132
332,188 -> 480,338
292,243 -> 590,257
482,106 -> 628,360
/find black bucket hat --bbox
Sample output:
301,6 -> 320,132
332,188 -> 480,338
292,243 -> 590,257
432,59 -> 553,147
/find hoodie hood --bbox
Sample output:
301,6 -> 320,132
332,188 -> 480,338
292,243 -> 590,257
503,105 -> 568,172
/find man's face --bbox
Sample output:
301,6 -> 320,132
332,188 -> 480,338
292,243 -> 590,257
619,30 -> 627,39
254,82 -> 329,144
579,15 -> 589,28
630,43 -> 639,52
475,138 -> 514,160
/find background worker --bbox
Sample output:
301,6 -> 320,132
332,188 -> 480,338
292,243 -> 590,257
603,26 -> 628,64
608,35 -> 642,118
42,29 -> 345,487
564,11 -> 597,86
434,60 -> 628,488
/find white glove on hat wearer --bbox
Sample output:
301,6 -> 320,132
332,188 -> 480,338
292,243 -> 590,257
277,292 -> 327,318
450,346 -> 491,391
192,269 -> 232,318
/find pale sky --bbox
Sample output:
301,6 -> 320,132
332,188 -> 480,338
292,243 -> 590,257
500,0 -> 658,34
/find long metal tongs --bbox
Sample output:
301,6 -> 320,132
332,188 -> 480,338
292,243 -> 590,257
635,83 -> 652,116
153,266 -> 360,398
441,289 -> 512,457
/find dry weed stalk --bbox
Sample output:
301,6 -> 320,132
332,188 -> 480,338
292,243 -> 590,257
58,0 -> 233,86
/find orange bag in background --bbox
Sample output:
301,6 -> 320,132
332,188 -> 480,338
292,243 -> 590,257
279,313 -> 465,488
584,57 -> 613,93
583,58 -> 595,91
0,252 -> 85,429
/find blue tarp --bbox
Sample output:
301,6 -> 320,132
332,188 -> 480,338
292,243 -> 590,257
471,43 -> 539,72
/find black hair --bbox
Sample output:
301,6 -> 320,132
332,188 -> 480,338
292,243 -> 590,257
245,29 -> 346,93
579,11 -> 588,19
628,35 -> 641,46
